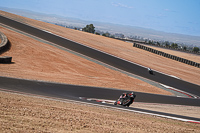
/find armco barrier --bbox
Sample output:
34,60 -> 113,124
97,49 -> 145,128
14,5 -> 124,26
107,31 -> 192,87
133,43 -> 200,68
191,61 -> 195,66
0,56 -> 12,63
183,59 -> 187,63
0,31 -> 12,63
0,31 -> 8,51
176,57 -> 180,61
179,58 -> 183,62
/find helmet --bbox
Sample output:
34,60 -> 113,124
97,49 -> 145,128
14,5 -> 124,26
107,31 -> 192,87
130,92 -> 136,97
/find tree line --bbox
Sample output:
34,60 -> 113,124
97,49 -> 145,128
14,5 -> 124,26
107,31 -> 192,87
80,24 -> 199,53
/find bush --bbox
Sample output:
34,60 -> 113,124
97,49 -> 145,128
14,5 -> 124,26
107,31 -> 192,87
193,47 -> 199,52
82,24 -> 95,33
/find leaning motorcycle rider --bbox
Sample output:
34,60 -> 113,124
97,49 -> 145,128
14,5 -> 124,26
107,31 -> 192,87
115,92 -> 136,106
147,67 -> 153,74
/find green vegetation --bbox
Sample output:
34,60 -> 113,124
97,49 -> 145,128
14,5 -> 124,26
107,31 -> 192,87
164,41 -> 170,47
102,32 -> 110,37
171,43 -> 178,48
79,24 -> 199,54
95,32 -> 100,35
82,24 -> 95,33
193,47 -> 199,52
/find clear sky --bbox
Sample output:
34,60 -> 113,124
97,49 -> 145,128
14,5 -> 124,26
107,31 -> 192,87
1,0 -> 200,36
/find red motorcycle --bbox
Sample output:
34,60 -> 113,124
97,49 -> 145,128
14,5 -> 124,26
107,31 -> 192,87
114,92 -> 136,107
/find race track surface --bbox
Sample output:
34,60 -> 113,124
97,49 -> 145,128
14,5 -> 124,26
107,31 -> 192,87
0,76 -> 200,107
0,76 -> 200,122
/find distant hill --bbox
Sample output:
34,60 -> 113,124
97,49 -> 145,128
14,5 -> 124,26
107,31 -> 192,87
0,7 -> 200,47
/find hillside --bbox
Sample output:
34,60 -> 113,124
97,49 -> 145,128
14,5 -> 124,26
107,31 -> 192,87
0,10 -> 199,86
0,10 -> 200,132
0,21 -> 170,95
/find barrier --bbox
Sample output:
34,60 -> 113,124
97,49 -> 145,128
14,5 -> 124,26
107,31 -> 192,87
0,56 -> 12,63
0,31 -> 12,63
133,43 -> 200,68
0,31 -> 8,51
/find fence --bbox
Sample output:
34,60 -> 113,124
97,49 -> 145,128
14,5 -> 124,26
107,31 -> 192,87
133,43 -> 200,68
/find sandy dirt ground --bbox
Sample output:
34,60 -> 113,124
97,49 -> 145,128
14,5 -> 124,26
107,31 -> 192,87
0,11 -> 199,86
0,11 -> 200,132
0,91 -> 200,133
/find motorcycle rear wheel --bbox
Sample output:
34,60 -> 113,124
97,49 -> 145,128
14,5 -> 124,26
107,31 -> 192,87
122,99 -> 131,106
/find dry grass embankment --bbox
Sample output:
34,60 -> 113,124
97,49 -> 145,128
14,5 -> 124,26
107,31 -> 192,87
0,26 -> 171,95
0,10 -> 199,86
1,91 -> 200,133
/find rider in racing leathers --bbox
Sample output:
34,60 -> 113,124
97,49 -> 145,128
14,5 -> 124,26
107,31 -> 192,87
147,67 -> 153,74
115,92 -> 136,105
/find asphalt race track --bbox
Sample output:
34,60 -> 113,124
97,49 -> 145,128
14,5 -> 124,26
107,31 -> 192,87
0,76 -> 200,122
0,76 -> 200,106
0,15 -> 200,97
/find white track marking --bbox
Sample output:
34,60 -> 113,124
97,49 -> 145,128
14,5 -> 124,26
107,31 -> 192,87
42,30 -> 52,34
79,97 -> 200,124
160,84 -> 199,98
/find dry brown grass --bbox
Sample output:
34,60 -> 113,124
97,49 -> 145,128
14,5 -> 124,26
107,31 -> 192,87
0,10 -> 199,86
0,26 -> 170,95
0,91 -> 199,133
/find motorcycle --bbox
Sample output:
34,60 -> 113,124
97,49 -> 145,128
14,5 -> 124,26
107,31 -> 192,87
147,68 -> 153,75
114,92 -> 136,107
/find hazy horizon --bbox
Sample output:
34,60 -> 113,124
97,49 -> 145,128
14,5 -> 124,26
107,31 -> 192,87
1,6 -> 200,47
0,0 -> 200,37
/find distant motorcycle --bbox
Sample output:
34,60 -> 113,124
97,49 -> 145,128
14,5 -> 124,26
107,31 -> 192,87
147,68 -> 153,75
114,92 -> 136,107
